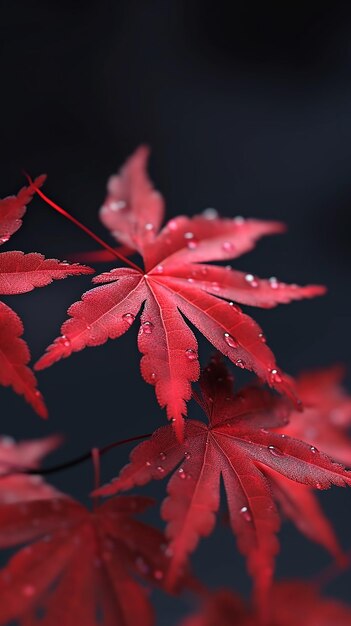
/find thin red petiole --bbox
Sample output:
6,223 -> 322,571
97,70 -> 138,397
0,432 -> 152,478
24,173 -> 142,273
91,448 -> 101,508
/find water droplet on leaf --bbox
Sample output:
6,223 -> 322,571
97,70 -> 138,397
222,241 -> 234,252
235,359 -> 245,369
224,333 -> 239,348
268,445 -> 284,457
178,468 -> 186,479
122,313 -> 135,326
141,321 -> 154,334
202,208 -> 218,219
269,369 -> 283,384
240,506 -> 252,522
185,348 -> 197,361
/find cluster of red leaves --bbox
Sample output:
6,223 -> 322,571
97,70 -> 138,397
0,360 -> 350,625
96,357 -> 351,613
0,178 -> 92,416
33,147 -> 325,439
0,438 -> 189,626
180,582 -> 351,626
0,148 -> 350,626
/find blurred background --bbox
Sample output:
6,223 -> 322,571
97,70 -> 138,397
1,0 -> 351,622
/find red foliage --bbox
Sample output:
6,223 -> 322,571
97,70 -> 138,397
179,582 -> 351,626
0,493 -> 175,626
34,147 -> 324,438
0,434 -> 61,503
96,357 -> 351,611
265,366 -> 351,562
0,178 -> 93,416
280,366 -> 351,465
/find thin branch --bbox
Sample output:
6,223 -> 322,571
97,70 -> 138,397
24,173 -> 142,273
0,433 -> 152,478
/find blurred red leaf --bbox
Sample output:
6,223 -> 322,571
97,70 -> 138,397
179,581 -> 351,626
0,434 -> 61,504
0,494 -> 175,626
0,178 -> 93,416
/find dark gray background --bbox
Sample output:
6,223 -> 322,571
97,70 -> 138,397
1,1 -> 351,623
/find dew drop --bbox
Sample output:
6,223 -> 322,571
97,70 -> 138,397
164,546 -> 173,557
22,584 -> 35,597
268,445 -> 284,457
156,466 -> 165,474
159,452 -> 167,461
245,274 -> 259,288
168,219 -> 178,231
269,368 -> 283,384
122,313 -> 135,326
0,236 -> 9,244
184,451 -> 191,460
269,277 -> 279,289
229,302 -> 242,315
145,461 -> 152,467
224,333 -> 239,348
258,333 -> 266,343
202,208 -> 218,220
185,348 -> 197,361
315,482 -> 323,490
0,436 -> 14,447
184,232 -> 194,239
136,556 -> 149,574
240,506 -> 252,522
150,372 -> 157,381
222,241 -> 234,253
178,468 -> 186,479
187,277 -> 194,283
60,335 -> 71,348
155,265 -> 164,274
144,223 -> 154,231
211,281 -> 220,292
187,239 -> 198,250
110,200 -> 126,211
235,359 -> 245,369
141,321 -> 154,334
310,446 -> 318,454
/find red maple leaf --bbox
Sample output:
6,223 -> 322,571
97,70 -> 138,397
34,147 -> 324,438
179,582 -> 351,626
0,493 -> 179,626
0,177 -> 93,416
279,366 -> 351,465
96,357 -> 351,611
0,434 -> 62,504
265,366 -> 351,563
